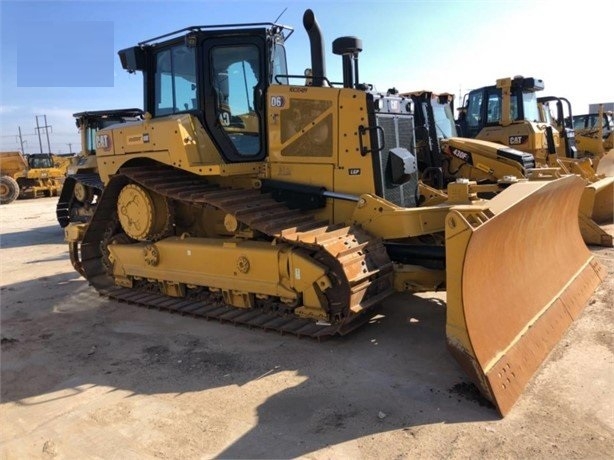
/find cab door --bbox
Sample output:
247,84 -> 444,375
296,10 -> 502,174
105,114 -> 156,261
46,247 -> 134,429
201,36 -> 267,163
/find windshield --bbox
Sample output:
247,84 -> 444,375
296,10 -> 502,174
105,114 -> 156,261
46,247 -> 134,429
573,113 -> 614,133
431,100 -> 457,138
522,91 -> 540,122
466,91 -> 483,129
541,103 -> 555,125
28,156 -> 53,168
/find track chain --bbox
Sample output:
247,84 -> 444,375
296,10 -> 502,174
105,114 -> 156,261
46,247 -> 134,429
56,173 -> 104,227
79,165 -> 394,338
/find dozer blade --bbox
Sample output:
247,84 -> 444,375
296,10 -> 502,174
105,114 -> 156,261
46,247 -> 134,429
596,148 -> 614,177
579,176 -> 614,225
578,177 -> 614,247
445,175 -> 607,416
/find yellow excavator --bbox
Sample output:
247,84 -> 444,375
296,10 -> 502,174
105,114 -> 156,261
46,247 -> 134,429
64,10 -> 606,416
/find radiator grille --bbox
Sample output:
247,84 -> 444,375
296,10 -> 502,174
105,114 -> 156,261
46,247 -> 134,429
375,113 -> 418,208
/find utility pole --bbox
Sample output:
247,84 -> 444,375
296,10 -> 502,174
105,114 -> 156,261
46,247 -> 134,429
34,115 -> 53,154
66,143 -> 73,154
18,127 -> 26,154
44,115 -> 52,153
35,116 -> 44,154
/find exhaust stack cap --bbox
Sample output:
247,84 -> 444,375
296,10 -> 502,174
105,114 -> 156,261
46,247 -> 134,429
332,36 -> 362,56
332,36 -> 363,89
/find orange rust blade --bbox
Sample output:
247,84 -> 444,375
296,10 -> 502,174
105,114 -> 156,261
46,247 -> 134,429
445,175 -> 607,415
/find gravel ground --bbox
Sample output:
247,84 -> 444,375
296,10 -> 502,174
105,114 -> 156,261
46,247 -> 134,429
1,196 -> 612,459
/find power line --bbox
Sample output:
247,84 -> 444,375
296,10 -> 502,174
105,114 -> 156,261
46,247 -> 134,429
0,132 -> 38,138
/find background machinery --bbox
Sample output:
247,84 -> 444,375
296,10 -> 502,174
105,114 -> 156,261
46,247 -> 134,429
572,107 -> 614,175
453,77 -> 613,246
575,107 -> 614,176
63,10 -> 606,416
542,101 -> 614,176
0,151 -> 67,204
56,109 -> 144,227
401,90 -> 454,191
406,89 -> 553,193
406,90 -> 543,189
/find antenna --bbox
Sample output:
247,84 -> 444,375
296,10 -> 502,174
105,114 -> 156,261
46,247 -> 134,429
274,7 -> 287,23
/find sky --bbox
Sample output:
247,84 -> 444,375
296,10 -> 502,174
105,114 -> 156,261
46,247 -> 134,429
1,0 -> 612,154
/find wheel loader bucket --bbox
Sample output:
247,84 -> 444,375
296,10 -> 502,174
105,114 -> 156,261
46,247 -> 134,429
445,175 -> 607,416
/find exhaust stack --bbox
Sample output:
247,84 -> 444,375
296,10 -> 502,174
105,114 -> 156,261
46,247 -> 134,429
332,36 -> 362,89
303,9 -> 326,87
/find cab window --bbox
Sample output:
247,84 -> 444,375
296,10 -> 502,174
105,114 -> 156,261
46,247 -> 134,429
486,93 -> 501,124
86,127 -> 97,153
466,91 -> 483,128
154,45 -> 196,116
431,100 -> 456,138
522,92 -> 540,122
272,43 -> 288,85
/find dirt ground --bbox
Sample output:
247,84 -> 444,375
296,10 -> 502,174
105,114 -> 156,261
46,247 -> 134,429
1,196 -> 612,459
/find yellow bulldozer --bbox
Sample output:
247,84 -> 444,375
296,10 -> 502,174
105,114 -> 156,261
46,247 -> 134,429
573,107 -> 614,176
0,151 -> 67,204
537,97 -> 614,176
64,10 -> 606,416
453,77 -> 613,247
403,90 -> 613,246
56,109 -> 144,228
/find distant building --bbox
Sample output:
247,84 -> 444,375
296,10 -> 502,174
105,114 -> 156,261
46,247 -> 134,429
589,102 -> 614,113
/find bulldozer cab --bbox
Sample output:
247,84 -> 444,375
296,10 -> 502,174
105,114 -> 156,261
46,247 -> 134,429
113,16 -> 420,214
456,76 -> 563,164
410,91 -> 457,140
570,107 -> 614,176
573,111 -> 614,133
26,154 -> 54,169
118,22 -> 292,164
74,109 -> 144,156
401,91 -> 457,188
537,96 -> 578,159
458,77 -> 543,138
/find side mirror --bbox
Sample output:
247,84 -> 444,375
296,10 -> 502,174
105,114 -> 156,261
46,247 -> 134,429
118,46 -> 146,72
